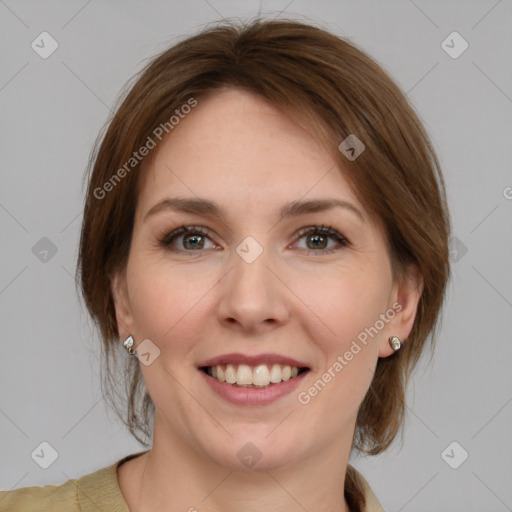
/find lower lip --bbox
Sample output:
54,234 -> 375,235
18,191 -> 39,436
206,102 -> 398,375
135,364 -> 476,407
199,369 -> 308,406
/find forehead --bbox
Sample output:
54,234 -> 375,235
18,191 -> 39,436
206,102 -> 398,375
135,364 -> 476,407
137,88 -> 363,219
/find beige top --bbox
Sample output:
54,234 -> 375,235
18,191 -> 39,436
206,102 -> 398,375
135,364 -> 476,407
0,451 -> 385,511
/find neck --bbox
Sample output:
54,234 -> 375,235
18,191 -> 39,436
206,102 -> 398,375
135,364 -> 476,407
131,420 -> 354,512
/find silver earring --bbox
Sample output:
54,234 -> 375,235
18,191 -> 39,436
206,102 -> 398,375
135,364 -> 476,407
388,336 -> 402,352
123,335 -> 136,355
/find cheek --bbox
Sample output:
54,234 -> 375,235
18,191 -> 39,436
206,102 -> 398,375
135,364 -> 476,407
327,272 -> 393,397
294,272 -> 390,427
126,255 -> 216,346
297,265 -> 391,351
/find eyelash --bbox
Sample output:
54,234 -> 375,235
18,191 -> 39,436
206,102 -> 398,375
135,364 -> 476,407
157,224 -> 349,256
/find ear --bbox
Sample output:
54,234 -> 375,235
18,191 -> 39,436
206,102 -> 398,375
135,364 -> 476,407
378,263 -> 424,358
111,268 -> 135,341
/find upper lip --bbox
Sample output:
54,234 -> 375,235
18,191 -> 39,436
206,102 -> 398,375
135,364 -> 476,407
198,353 -> 309,368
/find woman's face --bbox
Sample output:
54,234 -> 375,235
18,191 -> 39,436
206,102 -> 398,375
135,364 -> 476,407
112,88 -> 421,471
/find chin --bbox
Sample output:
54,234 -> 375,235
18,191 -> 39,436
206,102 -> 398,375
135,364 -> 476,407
198,429 -> 303,473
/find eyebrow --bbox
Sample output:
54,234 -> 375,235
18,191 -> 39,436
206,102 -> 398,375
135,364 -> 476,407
143,197 -> 365,223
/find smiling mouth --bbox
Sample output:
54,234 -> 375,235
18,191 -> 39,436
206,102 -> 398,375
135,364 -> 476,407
200,364 -> 310,388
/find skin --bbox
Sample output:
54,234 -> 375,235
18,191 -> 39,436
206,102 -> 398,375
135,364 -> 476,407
112,87 -> 422,512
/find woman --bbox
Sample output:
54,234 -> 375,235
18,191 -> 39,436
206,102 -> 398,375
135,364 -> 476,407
0,17 -> 450,512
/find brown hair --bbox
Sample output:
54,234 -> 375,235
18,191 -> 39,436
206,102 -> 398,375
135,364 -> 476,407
77,17 -> 451,510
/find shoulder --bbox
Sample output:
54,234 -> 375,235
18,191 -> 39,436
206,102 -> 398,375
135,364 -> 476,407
0,451 -> 148,512
347,464 -> 386,512
0,477 -> 79,511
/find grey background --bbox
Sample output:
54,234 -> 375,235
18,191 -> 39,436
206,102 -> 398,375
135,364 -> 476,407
1,1 -> 511,511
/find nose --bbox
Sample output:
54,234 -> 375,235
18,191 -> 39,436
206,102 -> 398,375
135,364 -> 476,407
216,245 -> 290,333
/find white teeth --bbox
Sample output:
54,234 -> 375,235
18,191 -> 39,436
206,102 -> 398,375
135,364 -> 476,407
207,363 -> 303,387
225,364 -> 236,384
270,364 -> 281,383
236,364 -> 253,385
252,365 -> 270,387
